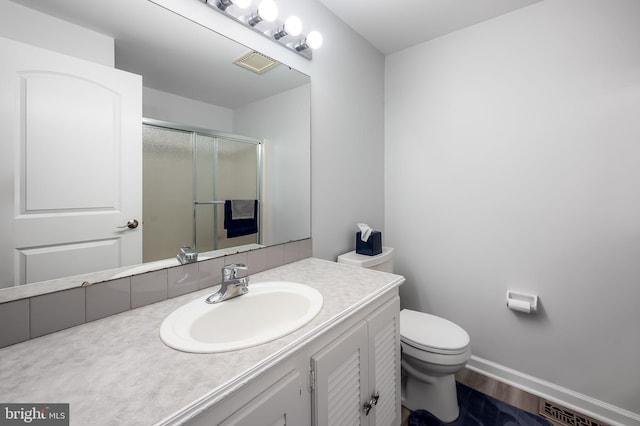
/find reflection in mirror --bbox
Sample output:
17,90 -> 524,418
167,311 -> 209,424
143,121 -> 262,262
0,0 -> 310,295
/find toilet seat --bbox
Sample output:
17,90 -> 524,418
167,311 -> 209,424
400,309 -> 470,355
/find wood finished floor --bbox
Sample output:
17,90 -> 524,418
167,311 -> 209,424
401,368 -> 554,426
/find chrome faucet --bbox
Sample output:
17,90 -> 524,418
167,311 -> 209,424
177,246 -> 198,265
205,263 -> 249,304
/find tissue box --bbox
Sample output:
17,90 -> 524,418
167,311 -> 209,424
356,231 -> 382,256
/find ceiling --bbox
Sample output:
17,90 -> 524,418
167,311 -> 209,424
316,0 -> 543,55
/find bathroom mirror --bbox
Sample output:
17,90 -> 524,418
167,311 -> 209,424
0,0 -> 311,294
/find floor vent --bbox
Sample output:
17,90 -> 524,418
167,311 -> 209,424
539,399 -> 609,426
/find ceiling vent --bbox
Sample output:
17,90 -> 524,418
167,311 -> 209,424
234,51 -> 279,74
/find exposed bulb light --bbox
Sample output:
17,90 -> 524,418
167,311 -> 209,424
284,16 -> 303,36
306,30 -> 323,49
215,0 -> 251,11
295,30 -> 323,52
258,0 -> 278,21
273,16 -> 302,40
248,0 -> 278,26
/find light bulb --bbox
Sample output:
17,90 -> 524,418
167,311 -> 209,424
284,16 -> 302,37
306,31 -> 323,50
234,0 -> 251,8
257,0 -> 278,22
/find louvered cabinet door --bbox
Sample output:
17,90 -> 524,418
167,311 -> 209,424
311,321 -> 369,426
367,296 -> 401,426
311,295 -> 401,426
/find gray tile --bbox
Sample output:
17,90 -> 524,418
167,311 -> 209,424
168,263 -> 199,298
131,270 -> 168,309
0,299 -> 30,348
284,241 -> 299,264
86,278 -> 131,322
299,238 -> 313,259
198,257 -> 224,289
30,287 -> 85,338
266,244 -> 285,269
247,247 -> 268,273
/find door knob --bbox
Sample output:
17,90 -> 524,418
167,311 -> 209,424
117,219 -> 139,229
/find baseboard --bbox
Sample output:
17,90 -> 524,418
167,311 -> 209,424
466,355 -> 640,426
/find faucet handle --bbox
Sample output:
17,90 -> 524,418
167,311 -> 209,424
226,263 -> 247,269
222,263 -> 248,279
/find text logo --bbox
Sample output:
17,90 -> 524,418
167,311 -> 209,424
1,404 -> 68,425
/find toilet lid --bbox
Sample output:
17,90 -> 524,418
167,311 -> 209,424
400,309 -> 470,355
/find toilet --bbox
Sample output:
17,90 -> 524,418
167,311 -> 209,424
337,247 -> 471,423
400,309 -> 471,422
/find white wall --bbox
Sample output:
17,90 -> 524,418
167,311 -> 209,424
386,0 -> 640,423
143,87 -> 233,132
0,0 -> 113,66
234,84 -> 311,246
151,0 -> 386,261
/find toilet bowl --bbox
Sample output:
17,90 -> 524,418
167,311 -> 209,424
400,309 -> 471,422
337,248 -> 471,422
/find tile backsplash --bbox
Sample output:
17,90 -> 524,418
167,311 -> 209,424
30,287 -> 86,339
0,239 -> 312,349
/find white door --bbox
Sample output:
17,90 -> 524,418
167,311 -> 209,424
0,36 -> 142,287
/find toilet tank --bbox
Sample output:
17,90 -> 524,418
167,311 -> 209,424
337,247 -> 394,273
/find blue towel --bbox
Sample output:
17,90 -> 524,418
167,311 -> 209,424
224,200 -> 258,238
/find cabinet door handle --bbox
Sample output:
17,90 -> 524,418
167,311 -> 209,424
363,392 -> 380,416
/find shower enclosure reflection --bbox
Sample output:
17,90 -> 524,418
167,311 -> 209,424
143,121 -> 261,262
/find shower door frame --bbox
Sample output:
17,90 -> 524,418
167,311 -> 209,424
143,118 -> 263,251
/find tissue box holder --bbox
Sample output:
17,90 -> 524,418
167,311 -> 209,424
356,231 -> 382,256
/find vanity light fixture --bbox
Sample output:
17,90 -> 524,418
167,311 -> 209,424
294,30 -> 323,52
273,16 -> 302,40
247,0 -> 278,26
199,0 -> 322,60
215,0 -> 250,11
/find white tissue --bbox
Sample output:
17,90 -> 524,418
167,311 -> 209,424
507,298 -> 531,313
357,223 -> 373,242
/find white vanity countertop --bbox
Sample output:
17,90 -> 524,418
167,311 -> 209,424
0,258 -> 404,426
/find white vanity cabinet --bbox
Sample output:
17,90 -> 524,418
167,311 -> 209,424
186,358 -> 311,426
311,296 -> 401,426
183,291 -> 401,426
218,370 -> 307,426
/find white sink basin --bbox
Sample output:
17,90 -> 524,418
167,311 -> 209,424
160,281 -> 323,353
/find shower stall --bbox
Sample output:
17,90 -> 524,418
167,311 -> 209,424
142,119 -> 262,262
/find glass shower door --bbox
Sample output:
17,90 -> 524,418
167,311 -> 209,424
143,121 -> 261,260
194,134 -> 260,251
142,126 -> 194,262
